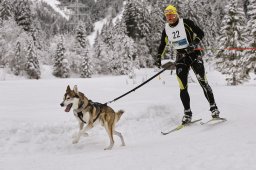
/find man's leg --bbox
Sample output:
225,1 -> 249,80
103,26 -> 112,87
176,62 -> 192,124
191,58 -> 220,118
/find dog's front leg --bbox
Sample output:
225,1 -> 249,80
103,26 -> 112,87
72,122 -> 88,139
72,123 -> 93,144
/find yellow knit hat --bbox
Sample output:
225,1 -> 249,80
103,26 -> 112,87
164,5 -> 177,15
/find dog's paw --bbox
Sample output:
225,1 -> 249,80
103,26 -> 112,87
104,147 -> 112,150
82,132 -> 89,137
72,138 -> 79,144
104,145 -> 113,150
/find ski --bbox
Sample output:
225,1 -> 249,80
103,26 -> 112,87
161,118 -> 202,135
200,117 -> 227,125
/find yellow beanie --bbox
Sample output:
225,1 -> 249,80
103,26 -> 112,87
164,5 -> 177,15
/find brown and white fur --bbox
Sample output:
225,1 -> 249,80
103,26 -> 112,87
60,85 -> 125,150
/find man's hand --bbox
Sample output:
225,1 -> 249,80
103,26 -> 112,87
154,57 -> 161,69
185,42 -> 197,54
162,61 -> 175,70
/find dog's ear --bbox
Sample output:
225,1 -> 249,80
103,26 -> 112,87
73,85 -> 78,94
66,85 -> 71,92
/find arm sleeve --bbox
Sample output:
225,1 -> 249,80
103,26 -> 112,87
156,29 -> 168,64
184,19 -> 204,44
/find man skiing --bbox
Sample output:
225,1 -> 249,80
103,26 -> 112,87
155,5 -> 220,125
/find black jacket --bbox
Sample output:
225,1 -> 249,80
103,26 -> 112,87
156,18 -> 204,63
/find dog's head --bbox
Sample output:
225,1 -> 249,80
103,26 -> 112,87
60,85 -> 80,112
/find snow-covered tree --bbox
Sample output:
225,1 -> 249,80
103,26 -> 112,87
113,18 -> 127,35
83,15 -> 94,35
216,0 -> 249,84
81,48 -> 92,78
25,41 -> 41,79
76,21 -> 87,48
53,36 -> 70,78
217,0 -> 248,58
136,38 -> 154,68
112,33 -> 137,75
246,0 -> 256,74
101,20 -> 114,46
122,0 -> 151,41
93,34 -> 112,74
13,41 -> 22,75
13,0 -> 32,32
75,22 -> 93,78
247,0 -> 256,40
148,4 -> 165,57
0,0 -> 13,21
0,17 -> 25,68
30,19 -> 46,50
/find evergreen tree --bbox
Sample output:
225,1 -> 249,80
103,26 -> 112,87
122,0 -> 151,41
81,48 -> 92,78
216,0 -> 249,84
113,18 -> 127,35
13,0 -> 32,32
0,17 -> 27,70
148,3 -> 165,57
101,20 -> 114,46
83,15 -> 94,35
0,0 -> 13,21
25,41 -> 41,79
112,33 -> 137,75
13,41 -> 22,75
93,32 -> 111,74
75,22 -> 93,78
190,1 -> 218,48
136,38 -> 154,68
76,21 -> 87,48
247,0 -> 256,45
246,0 -> 256,74
217,0 -> 248,58
93,31 -> 102,59
53,36 -> 70,78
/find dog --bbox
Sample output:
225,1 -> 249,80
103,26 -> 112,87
60,85 -> 125,150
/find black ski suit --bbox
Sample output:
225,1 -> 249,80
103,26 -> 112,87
156,18 -> 217,112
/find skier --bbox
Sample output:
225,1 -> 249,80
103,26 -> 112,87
155,5 -> 220,125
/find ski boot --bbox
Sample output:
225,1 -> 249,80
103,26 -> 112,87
210,104 -> 220,118
182,109 -> 192,125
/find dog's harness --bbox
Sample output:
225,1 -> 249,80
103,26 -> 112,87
75,100 -> 106,124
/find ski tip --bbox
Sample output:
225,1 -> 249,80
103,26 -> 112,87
161,132 -> 167,135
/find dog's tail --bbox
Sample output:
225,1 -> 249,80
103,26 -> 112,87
115,110 -> 124,122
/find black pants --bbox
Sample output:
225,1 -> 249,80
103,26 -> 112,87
175,53 -> 216,112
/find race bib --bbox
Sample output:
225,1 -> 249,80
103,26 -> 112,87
165,19 -> 189,49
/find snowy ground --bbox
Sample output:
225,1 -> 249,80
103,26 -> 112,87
1,68 -> 256,170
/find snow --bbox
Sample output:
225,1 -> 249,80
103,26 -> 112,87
40,0 -> 68,19
87,18 -> 108,46
88,1 -> 126,46
1,66 -> 256,170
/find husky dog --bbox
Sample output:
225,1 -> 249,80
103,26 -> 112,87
60,85 -> 125,150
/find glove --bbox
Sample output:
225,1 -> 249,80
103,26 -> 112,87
185,42 -> 198,54
162,61 -> 175,70
154,56 -> 161,68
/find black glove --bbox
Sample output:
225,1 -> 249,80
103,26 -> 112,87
185,42 -> 198,54
162,61 -> 175,70
154,56 -> 161,68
